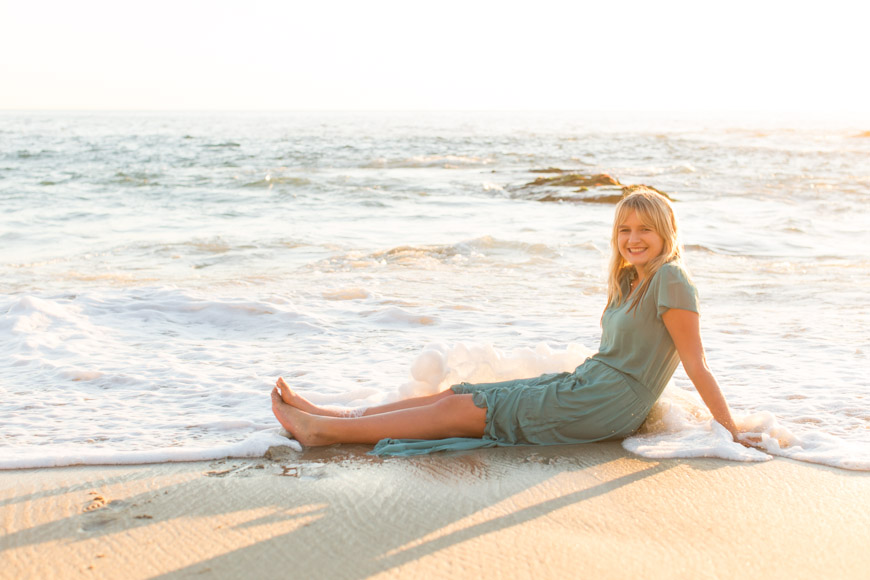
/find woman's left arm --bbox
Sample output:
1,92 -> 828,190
662,308 -> 739,439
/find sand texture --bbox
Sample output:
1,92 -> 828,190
1,443 -> 868,579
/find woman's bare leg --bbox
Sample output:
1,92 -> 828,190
276,377 -> 455,417
356,389 -> 456,416
271,387 -> 486,446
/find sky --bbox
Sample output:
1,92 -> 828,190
1,0 -> 868,112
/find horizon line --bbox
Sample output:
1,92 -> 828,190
2,108 -> 869,116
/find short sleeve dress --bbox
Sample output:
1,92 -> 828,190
371,261 -> 699,456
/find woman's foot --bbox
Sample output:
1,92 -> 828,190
271,388 -> 332,446
276,377 -> 334,416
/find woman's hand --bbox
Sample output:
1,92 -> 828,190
734,431 -> 763,449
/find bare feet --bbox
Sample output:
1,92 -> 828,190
276,377 -> 367,418
276,377 -> 328,415
271,387 -> 331,447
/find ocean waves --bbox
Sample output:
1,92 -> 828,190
1,111 -> 867,471
364,154 -> 496,169
0,288 -> 324,468
309,236 -> 568,275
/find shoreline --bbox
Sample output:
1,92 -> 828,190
2,443 -> 868,579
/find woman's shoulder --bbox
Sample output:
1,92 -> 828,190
655,260 -> 693,284
652,260 -> 699,300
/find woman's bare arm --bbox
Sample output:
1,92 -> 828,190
662,308 -> 739,438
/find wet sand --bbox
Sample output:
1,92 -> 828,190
1,443 -> 868,579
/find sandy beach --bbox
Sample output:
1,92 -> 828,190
1,443 -> 867,579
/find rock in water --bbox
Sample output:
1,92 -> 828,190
523,172 -> 621,188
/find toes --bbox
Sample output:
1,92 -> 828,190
276,378 -> 292,399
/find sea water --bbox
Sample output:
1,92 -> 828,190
1,111 -> 868,470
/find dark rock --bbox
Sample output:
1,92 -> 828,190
621,184 -> 673,200
265,445 -> 299,461
539,193 -> 625,204
537,184 -> 674,205
524,173 -> 621,188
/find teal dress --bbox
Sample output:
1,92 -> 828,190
371,262 -> 699,456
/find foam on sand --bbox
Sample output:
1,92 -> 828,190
0,429 -> 298,470
624,385 -> 870,471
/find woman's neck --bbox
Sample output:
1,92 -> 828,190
635,266 -> 647,282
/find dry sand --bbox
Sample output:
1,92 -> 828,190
1,442 -> 868,579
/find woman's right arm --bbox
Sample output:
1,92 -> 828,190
662,308 -> 741,439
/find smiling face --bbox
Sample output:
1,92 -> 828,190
617,209 -> 664,279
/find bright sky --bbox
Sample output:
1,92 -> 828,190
1,0 -> 868,112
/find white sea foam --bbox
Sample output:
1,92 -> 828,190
482,182 -> 505,192
0,429 -> 297,470
0,288 -> 317,469
624,386 -> 870,471
396,341 -> 594,399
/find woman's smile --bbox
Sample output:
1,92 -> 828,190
617,210 -> 664,277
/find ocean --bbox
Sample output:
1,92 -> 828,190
1,110 -> 868,470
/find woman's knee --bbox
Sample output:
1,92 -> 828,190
433,394 -> 486,435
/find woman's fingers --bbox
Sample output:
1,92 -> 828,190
735,433 -> 763,448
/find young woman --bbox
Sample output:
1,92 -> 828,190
271,188 -> 752,455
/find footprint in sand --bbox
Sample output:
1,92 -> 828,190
81,495 -> 134,532
84,493 -> 107,512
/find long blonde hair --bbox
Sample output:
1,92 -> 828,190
607,186 -> 682,312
